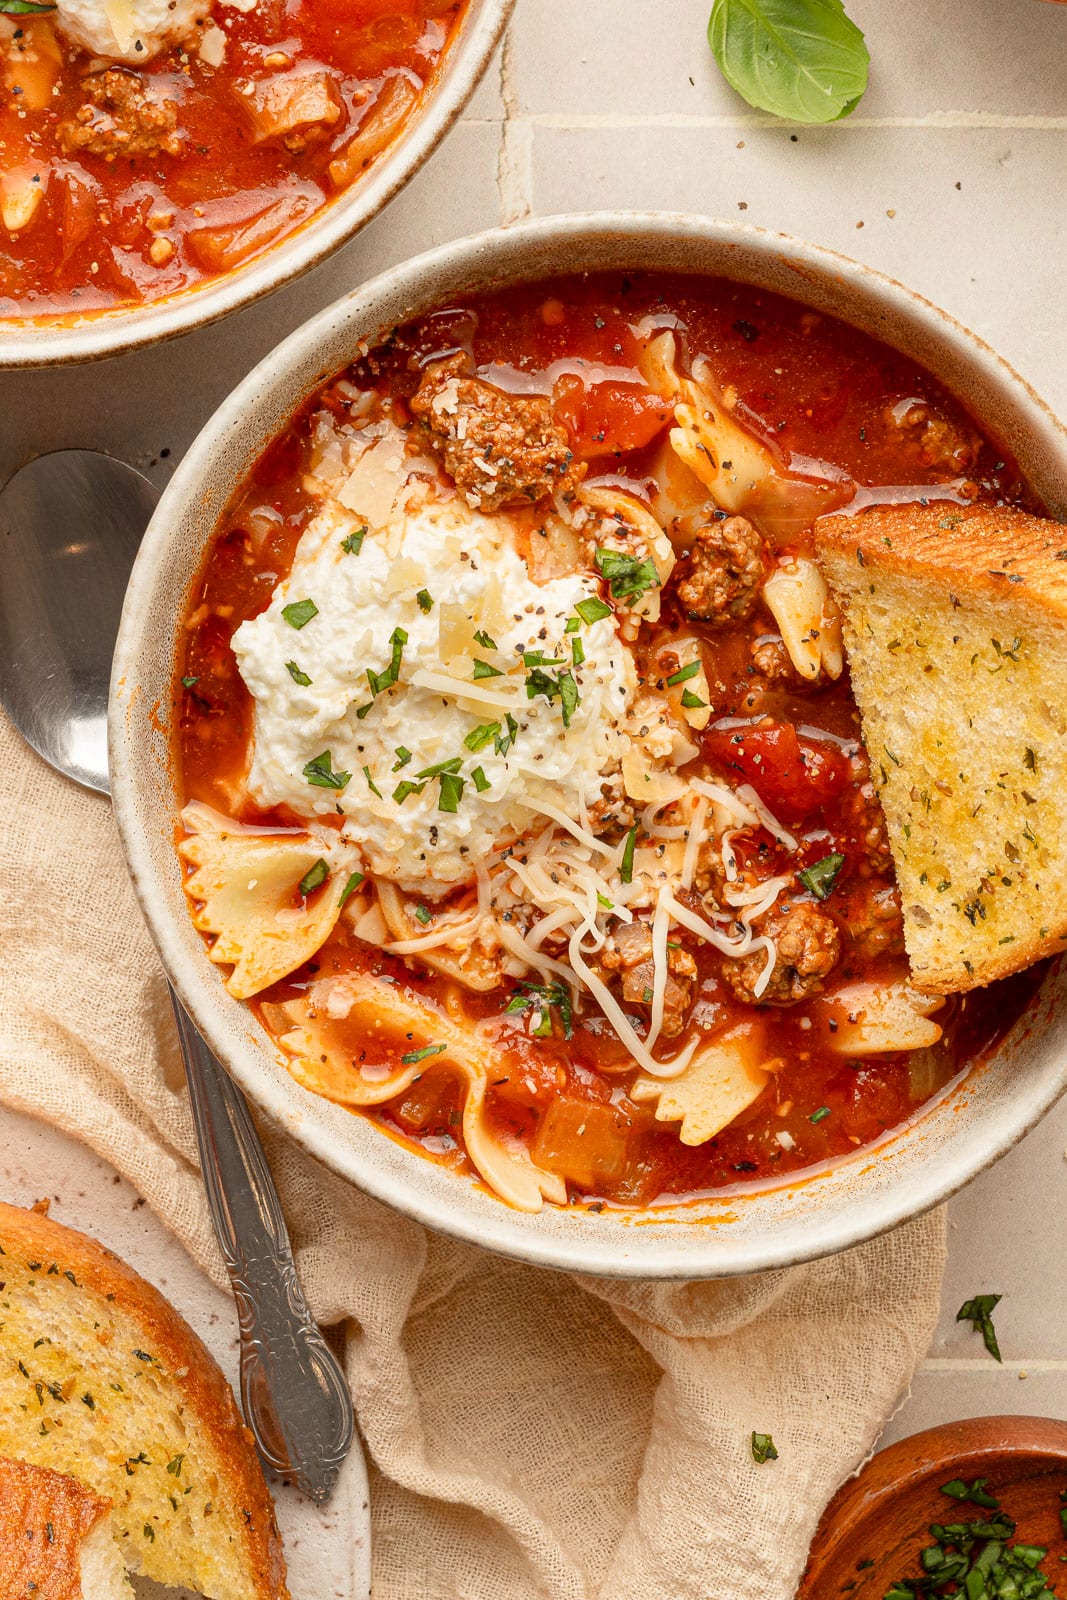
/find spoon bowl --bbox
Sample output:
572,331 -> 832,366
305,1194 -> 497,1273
0,451 -> 153,795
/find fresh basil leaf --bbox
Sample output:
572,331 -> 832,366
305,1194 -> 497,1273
303,750 -> 351,791
416,589 -> 433,612
681,688 -> 706,709
666,659 -> 701,686
298,859 -> 328,897
401,1043 -> 447,1065
473,628 -> 498,650
363,765 -> 383,799
750,1432 -> 778,1464
180,675 -> 199,689
620,825 -> 637,885
798,851 -> 845,901
0,1 -> 57,11
285,660 -> 312,687
393,780 -> 426,805
472,659 -> 503,679
392,747 -> 412,770
707,0 -> 869,125
594,547 -> 660,603
438,771 -> 464,813
339,871 -> 364,907
282,598 -> 318,629
504,981 -> 573,1040
575,595 -> 613,625
471,766 -> 491,792
464,721 -> 500,753
341,527 -> 366,555
414,904 -> 432,926
956,1294 -> 1003,1362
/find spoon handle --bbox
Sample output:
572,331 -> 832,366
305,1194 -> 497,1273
169,986 -> 354,1505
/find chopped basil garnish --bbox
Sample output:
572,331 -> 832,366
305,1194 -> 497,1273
680,688 -> 706,709
575,595 -> 613,625
809,1106 -> 830,1124
0,2 -> 58,13
341,528 -> 366,555
620,825 -> 637,885
354,702 -> 374,720
941,1478 -> 1000,1510
181,675 -> 199,689
464,721 -> 500,753
471,766 -> 490,793
472,659 -> 503,679
750,1432 -> 778,1464
298,859 -> 328,897
282,598 -> 318,629
504,981 -> 573,1039
526,665 -> 580,728
366,627 -> 407,696
393,780 -> 426,805
571,636 -> 586,667
339,871 -> 364,907
957,1294 -> 1003,1362
303,750 -> 351,791
416,757 -> 463,781
594,547 -> 660,603
416,589 -> 433,612
414,904 -> 432,926
884,1479 -> 1050,1599
798,852 -> 845,901
495,713 -> 519,757
363,766 -> 383,799
438,771 -> 464,813
401,1042 -> 447,1065
392,747 -> 412,770
473,628 -> 498,650
666,659 -> 701,686
565,616 -> 581,634
286,660 -> 312,687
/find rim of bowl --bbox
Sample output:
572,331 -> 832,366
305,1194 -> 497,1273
0,0 -> 514,370
110,212 -> 1067,1278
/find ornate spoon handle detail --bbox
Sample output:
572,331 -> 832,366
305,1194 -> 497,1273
169,987 -> 355,1504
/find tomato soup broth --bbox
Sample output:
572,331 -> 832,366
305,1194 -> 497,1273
175,273 -> 1040,1211
0,0 -> 466,319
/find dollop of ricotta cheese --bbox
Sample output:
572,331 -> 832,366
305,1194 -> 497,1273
233,476 -> 636,888
54,0 -> 213,62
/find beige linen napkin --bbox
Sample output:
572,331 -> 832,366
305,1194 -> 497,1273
0,710 -> 946,1600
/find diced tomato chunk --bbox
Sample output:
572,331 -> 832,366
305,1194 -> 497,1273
553,375 -> 672,459
703,721 -> 850,819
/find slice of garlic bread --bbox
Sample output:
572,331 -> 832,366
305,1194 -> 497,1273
0,1457 -> 129,1600
815,502 -> 1067,993
0,1203 -> 288,1600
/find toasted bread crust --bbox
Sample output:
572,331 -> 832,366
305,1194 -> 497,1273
816,503 -> 1067,993
0,1203 -> 288,1600
0,1457 -> 111,1600
818,503 -> 1067,618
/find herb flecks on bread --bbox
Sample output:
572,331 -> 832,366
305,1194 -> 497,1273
0,1456 -> 129,1599
0,1202 -> 288,1600
815,502 -> 1067,993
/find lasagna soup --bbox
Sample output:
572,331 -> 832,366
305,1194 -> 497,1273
0,0 -> 465,319
175,273 -> 1041,1213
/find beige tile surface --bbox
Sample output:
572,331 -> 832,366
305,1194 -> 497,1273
1,0 -> 1066,1555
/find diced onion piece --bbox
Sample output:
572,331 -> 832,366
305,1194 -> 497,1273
762,558 -> 844,682
631,1022 -> 769,1145
0,167 -> 45,234
329,73 -> 418,189
817,981 -> 945,1056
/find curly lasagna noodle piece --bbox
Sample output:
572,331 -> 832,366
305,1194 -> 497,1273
411,352 -> 586,513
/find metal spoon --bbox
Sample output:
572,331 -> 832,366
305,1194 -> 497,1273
0,448 -> 356,1505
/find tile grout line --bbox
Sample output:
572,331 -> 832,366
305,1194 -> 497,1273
495,30 -> 534,225
467,111 -> 1067,132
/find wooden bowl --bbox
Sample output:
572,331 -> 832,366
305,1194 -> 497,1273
799,1416 -> 1067,1597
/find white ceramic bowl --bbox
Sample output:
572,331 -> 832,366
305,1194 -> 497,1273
0,0 -> 512,369
110,214 -> 1067,1279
